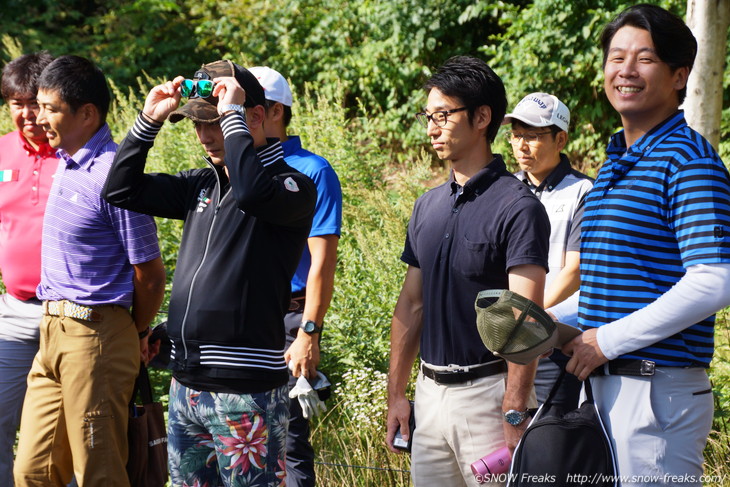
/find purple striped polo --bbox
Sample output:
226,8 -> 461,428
36,124 -> 160,308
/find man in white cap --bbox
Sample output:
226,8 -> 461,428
504,93 -> 593,410
250,66 -> 342,487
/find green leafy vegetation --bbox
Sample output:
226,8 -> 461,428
3,2 -> 730,484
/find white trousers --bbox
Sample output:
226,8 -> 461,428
591,367 -> 713,486
412,362 -> 525,487
0,294 -> 42,486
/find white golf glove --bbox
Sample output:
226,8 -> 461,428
289,372 -> 330,419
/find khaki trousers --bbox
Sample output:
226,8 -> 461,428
411,363 -> 529,487
14,304 -> 139,487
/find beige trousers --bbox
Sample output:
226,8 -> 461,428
14,304 -> 139,487
411,363 -> 521,487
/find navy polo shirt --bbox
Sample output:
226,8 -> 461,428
402,156 -> 550,366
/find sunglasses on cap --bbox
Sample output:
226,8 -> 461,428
180,75 -> 215,99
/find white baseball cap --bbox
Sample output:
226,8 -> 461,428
249,66 -> 293,107
503,92 -> 570,132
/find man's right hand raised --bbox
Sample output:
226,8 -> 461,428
142,75 -> 185,123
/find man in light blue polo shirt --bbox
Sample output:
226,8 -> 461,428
13,55 -> 166,487
504,93 -> 593,409
562,5 -> 730,484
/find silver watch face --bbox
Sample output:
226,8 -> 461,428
504,410 -> 526,426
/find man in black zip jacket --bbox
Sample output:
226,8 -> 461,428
102,60 -> 316,487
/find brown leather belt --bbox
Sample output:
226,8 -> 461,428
289,296 -> 305,312
422,360 -> 507,385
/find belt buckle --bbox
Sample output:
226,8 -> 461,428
640,360 -> 656,376
446,365 -> 467,374
44,300 -> 61,317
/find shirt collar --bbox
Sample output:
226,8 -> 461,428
521,154 -> 572,193
450,155 -> 508,198
58,123 -> 113,170
281,135 -> 302,158
205,138 -> 285,170
608,110 -> 686,158
605,111 -> 686,187
16,131 -> 55,158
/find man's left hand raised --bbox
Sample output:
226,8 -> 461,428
212,76 -> 246,108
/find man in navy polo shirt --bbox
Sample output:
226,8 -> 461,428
386,56 -> 550,486
562,5 -> 730,484
504,93 -> 593,409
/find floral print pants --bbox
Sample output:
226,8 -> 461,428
168,378 -> 289,487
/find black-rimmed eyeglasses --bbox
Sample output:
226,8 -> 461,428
415,107 -> 468,128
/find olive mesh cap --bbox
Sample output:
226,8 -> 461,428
475,289 -> 581,365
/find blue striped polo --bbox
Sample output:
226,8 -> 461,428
579,111 -> 730,366
37,124 -> 160,308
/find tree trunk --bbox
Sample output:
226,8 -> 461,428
685,0 -> 730,149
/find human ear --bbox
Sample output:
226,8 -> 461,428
476,105 -> 491,131
673,66 -> 690,91
556,130 -> 568,152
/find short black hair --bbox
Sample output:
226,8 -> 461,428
1,51 -> 54,101
425,56 -> 506,143
38,55 -> 111,122
600,3 -> 696,103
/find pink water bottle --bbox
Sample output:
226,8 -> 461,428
471,446 -> 511,482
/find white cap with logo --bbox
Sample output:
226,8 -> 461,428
503,92 -> 570,132
249,66 -> 293,107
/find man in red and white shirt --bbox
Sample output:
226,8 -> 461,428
0,51 -> 56,485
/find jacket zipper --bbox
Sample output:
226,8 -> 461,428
178,161 -> 231,364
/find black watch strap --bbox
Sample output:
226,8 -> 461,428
300,320 -> 322,335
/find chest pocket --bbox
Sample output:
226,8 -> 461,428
452,235 -> 503,278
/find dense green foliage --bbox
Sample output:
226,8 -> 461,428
7,0 -> 729,169
3,2 -> 730,484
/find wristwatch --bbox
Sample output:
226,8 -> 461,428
218,104 -> 245,118
503,409 -> 529,426
299,320 -> 322,335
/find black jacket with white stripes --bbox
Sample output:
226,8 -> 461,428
103,112 -> 316,392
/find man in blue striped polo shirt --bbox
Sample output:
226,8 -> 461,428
13,56 -> 166,487
562,5 -> 730,484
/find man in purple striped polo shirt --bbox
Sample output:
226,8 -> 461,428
13,56 -> 166,487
